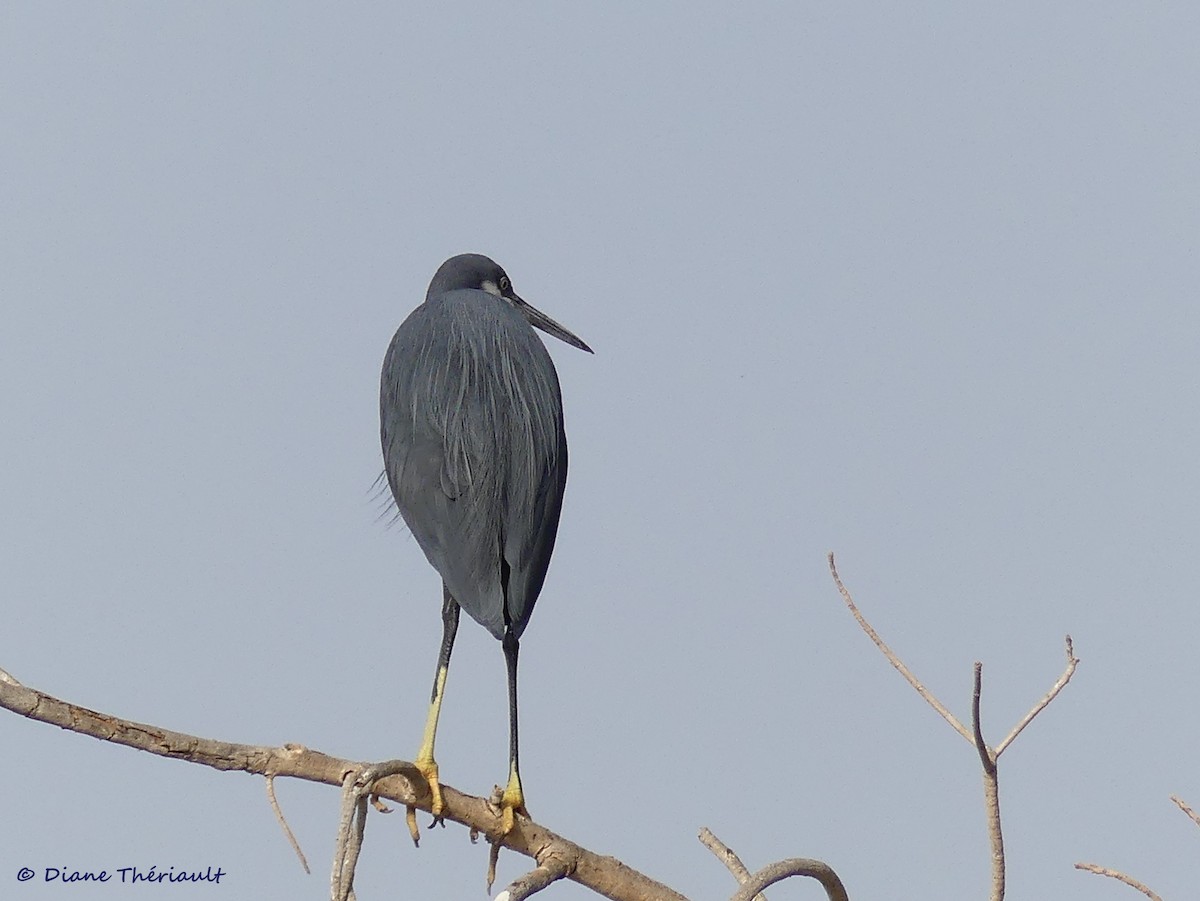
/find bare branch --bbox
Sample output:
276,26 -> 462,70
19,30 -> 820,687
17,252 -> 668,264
266,774 -> 311,874
698,828 -> 766,901
0,671 -> 686,901
995,635 -> 1079,756
972,663 -> 1004,901
1170,794 -> 1200,831
1074,863 -> 1163,901
729,858 -> 849,901
828,552 -> 973,745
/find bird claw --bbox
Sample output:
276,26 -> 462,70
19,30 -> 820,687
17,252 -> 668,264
405,757 -> 445,846
484,790 -> 528,894
495,778 -> 528,838
369,793 -> 391,814
500,803 -> 529,837
501,803 -> 514,836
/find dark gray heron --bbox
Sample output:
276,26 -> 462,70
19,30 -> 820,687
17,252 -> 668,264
380,253 -> 591,836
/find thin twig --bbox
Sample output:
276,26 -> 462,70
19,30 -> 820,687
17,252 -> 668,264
698,828 -> 767,901
1074,863 -> 1163,901
266,774 -> 311,874
729,858 -> 849,901
0,666 -> 23,686
972,664 -> 1003,901
828,552 -> 973,744
995,636 -> 1079,756
1170,794 -> 1200,831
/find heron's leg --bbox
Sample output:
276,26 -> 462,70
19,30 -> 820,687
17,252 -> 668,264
498,629 -> 527,836
412,584 -> 459,829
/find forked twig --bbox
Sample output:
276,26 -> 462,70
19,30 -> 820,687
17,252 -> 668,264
829,552 -> 1080,901
1074,863 -> 1162,901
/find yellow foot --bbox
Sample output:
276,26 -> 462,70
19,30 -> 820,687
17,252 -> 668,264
498,775 -> 527,837
485,777 -> 528,892
405,757 -> 445,845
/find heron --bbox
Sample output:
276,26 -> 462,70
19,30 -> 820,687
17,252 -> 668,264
380,253 -> 592,837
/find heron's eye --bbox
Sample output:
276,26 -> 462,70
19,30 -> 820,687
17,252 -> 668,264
499,276 -> 511,293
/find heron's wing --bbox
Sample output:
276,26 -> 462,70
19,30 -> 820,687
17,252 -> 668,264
380,293 -> 568,640
381,301 -> 506,636
494,339 -> 567,639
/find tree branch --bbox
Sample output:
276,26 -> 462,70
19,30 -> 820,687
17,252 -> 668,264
700,829 -> 849,901
728,858 -> 849,901
0,671 -> 685,901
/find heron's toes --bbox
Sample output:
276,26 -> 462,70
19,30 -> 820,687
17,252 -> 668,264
414,757 -> 444,814
497,778 -> 527,837
405,757 -> 445,845
483,777 -> 528,892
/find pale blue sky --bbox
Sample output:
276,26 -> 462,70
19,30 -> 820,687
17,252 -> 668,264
3,3 -> 1198,899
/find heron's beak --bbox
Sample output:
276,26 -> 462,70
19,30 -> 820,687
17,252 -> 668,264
511,293 -> 594,354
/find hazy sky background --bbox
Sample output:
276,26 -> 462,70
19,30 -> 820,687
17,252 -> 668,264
3,3 -> 1198,899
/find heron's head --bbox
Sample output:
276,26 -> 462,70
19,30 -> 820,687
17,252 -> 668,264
428,254 -> 593,354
